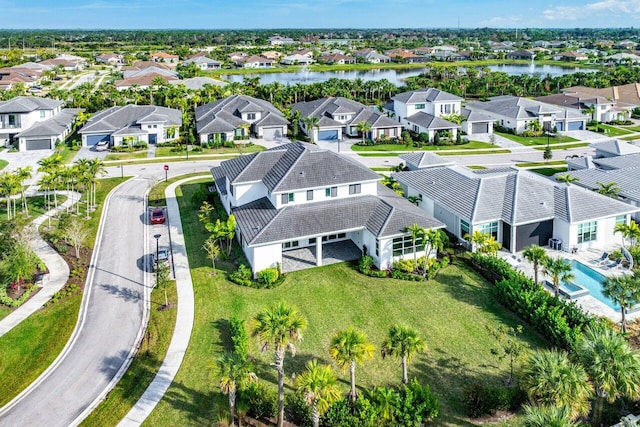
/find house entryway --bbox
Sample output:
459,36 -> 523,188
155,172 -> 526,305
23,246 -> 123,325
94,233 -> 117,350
282,240 -> 362,273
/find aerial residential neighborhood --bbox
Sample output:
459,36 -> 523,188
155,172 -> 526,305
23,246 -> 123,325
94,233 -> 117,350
3,5 -> 640,427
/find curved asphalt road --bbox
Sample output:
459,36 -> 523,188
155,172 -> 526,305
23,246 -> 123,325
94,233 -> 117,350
0,161 -> 215,427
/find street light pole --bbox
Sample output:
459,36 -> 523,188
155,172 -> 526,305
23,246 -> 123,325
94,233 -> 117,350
154,233 -> 161,275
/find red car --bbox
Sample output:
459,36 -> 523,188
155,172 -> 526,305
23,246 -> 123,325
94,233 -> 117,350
151,208 -> 165,224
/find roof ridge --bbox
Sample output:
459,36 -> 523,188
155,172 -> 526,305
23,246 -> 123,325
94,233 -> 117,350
270,146 -> 308,192
231,151 -> 264,183
248,200 -> 285,245
510,173 -> 519,225
374,198 -> 395,237
470,179 -> 483,222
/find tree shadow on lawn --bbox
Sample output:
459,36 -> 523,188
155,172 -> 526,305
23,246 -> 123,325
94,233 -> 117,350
213,318 -> 232,352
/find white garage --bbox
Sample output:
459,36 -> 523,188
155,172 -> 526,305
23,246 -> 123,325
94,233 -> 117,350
261,127 -> 285,140
25,138 -> 53,150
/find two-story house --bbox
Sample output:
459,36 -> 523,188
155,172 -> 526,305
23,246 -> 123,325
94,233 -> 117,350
211,142 -> 444,276
292,97 -> 403,142
79,105 -> 181,148
196,95 -> 289,143
0,97 -> 80,151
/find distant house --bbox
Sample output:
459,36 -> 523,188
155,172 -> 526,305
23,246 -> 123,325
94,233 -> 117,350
151,51 -> 179,64
211,142 -> 444,275
562,84 -> 640,110
235,56 -> 273,68
122,61 -> 178,79
268,35 -> 295,46
393,166 -> 638,253
79,105 -> 181,148
182,55 -> 222,70
0,69 -> 35,91
196,95 -> 288,143
95,53 -> 124,66
506,49 -> 535,60
114,73 -> 179,91
536,92 -> 626,123
0,97 -> 79,151
169,77 -> 227,90
39,58 -> 85,72
261,51 -> 283,61
559,51 -> 588,61
606,53 -> 640,65
292,97 -> 403,142
465,96 -> 588,133
229,52 -> 248,62
322,54 -> 355,65
280,54 -> 315,66
390,51 -> 421,63
353,49 -> 391,64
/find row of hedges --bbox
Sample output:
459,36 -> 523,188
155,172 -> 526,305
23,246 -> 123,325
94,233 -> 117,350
358,255 -> 449,282
468,253 -> 599,349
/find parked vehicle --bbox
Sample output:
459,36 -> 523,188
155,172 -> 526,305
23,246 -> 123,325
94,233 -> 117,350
151,207 -> 165,224
95,140 -> 110,152
152,248 -> 169,271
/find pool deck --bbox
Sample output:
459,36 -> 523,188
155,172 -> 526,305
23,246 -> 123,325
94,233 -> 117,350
499,244 -> 639,324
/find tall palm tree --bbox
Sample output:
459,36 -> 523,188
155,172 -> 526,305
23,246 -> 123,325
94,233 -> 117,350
555,173 -> 579,184
421,229 -> 444,278
595,181 -> 621,199
253,302 -> 307,427
522,245 -> 548,285
523,404 -> 580,427
329,327 -> 375,403
603,273 -> 640,334
381,324 -> 426,384
614,220 -> 640,248
15,166 -> 32,217
295,360 -> 342,427
302,116 -> 320,143
520,349 -> 593,419
217,352 -> 258,427
405,223 -> 424,267
577,325 -> 640,427
355,120 -> 372,144
542,257 -> 574,297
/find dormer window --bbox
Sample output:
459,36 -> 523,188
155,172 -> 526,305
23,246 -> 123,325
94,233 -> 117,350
281,193 -> 294,204
247,113 -> 256,120
40,111 -> 46,118
415,104 -> 425,110
349,184 -> 361,195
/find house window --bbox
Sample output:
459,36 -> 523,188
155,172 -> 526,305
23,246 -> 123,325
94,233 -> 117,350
309,238 -> 317,245
477,221 -> 499,239
615,215 -> 626,225
460,219 -> 470,237
307,190 -> 314,201
413,125 -> 419,132
281,193 -> 294,204
39,111 -> 46,118
326,187 -> 337,197
8,115 -> 16,126
247,113 -> 256,120
415,103 -> 425,110
375,241 -> 379,256
392,235 -> 423,257
577,221 -> 597,243
282,241 -> 299,249
349,184 -> 361,195
338,233 -> 346,239
229,184 -> 234,196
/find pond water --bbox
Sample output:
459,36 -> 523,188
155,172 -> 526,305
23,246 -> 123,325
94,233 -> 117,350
221,64 -> 599,86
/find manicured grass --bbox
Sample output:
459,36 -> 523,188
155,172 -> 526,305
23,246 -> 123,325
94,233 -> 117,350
145,181 -> 547,427
154,144 -> 265,158
350,141 -> 498,152
533,142 -> 589,150
370,167 -> 395,171
528,166 -> 568,176
589,124 -> 632,137
621,126 -> 640,132
0,294 -> 82,407
515,160 -> 567,167
55,145 -> 81,164
80,280 -> 177,427
104,151 -> 149,161
104,155 -> 238,167
0,306 -> 11,321
438,149 -> 511,156
496,132 -> 578,146
0,159 -> 8,171
467,165 -> 488,170
0,195 -> 67,222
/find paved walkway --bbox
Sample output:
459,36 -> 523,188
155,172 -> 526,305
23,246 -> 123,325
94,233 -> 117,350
282,240 -> 362,273
117,175 -> 203,426
0,191 -> 80,338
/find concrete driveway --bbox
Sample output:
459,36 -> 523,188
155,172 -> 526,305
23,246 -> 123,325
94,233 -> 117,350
0,160 -> 217,426
0,149 -> 53,173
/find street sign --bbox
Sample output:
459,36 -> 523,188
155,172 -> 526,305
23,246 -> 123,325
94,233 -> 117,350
164,164 -> 169,171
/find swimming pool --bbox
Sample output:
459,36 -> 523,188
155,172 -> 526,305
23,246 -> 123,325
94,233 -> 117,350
562,259 -> 618,310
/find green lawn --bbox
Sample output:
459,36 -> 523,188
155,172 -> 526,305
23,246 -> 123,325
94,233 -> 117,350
351,141 -> 498,152
533,142 -> 589,151
105,151 -> 149,161
496,132 -> 578,146
621,134 -> 640,141
621,125 -> 640,132
55,145 -> 81,164
589,124 -> 632,137
515,160 -> 567,167
104,155 -> 239,167
154,144 -> 265,158
0,159 -> 8,171
81,280 -> 177,426
438,149 -> 511,156
144,181 -> 547,427
528,166 -> 568,176
0,306 -> 11,321
0,195 -> 67,222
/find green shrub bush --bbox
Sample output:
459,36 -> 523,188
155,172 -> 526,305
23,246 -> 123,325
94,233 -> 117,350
257,267 -> 279,286
229,315 -> 249,358
242,382 -> 277,420
463,382 -> 524,418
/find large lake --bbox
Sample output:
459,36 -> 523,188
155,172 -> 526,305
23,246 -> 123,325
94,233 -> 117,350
222,64 -> 599,86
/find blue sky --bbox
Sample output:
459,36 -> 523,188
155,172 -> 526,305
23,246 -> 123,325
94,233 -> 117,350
2,0 -> 640,29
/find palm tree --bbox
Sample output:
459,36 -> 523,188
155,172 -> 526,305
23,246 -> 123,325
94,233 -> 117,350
595,181 -> 621,199
421,229 -> 444,278
577,325 -> 640,427
302,116 -> 320,143
253,303 -> 307,427
555,173 -> 579,184
355,120 -> 372,145
523,404 -> 579,427
405,223 -> 424,268
295,360 -> 342,427
329,327 -> 375,403
522,245 -> 548,285
542,257 -> 574,297
603,274 -> 640,334
520,349 -> 593,419
217,352 -> 258,427
381,324 -> 426,384
614,220 -> 640,248
15,166 -> 32,217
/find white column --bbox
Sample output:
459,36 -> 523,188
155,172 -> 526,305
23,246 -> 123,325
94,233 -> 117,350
316,238 -> 323,266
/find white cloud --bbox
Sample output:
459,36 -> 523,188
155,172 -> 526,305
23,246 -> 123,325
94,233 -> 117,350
544,0 -> 640,21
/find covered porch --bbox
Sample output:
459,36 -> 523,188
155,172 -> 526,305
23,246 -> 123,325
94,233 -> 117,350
282,240 -> 362,273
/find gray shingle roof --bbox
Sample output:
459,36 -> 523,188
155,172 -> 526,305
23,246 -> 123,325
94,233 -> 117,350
593,153 -> 640,170
592,139 -> 640,156
211,166 -> 227,195
196,95 -> 287,134
460,107 -> 495,123
80,105 -> 181,134
559,167 -> 640,203
393,166 -> 636,225
392,88 -> 463,104
16,108 -> 80,138
406,112 -> 461,130
466,96 -> 587,121
291,97 -> 399,130
0,96 -> 62,114
399,152 -> 455,169
566,156 -> 596,170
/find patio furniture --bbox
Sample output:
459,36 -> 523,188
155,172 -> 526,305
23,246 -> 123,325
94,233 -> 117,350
604,258 -> 622,269
590,252 -> 609,265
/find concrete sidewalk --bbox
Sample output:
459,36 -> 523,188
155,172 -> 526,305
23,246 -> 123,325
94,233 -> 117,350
0,191 -> 80,338
117,175 -> 204,426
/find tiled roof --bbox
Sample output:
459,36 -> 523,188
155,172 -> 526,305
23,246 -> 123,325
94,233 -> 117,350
292,97 -> 400,130
593,153 -> 640,169
0,96 -> 62,114
392,88 -> 463,104
592,139 -> 640,156
466,96 -> 587,121
559,167 -> 640,203
16,108 -> 80,138
80,105 -> 181,134
406,112 -> 460,130
196,95 -> 287,134
399,152 -> 455,169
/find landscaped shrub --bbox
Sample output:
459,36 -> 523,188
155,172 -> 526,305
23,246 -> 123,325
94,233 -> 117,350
393,258 -> 416,273
257,267 -> 279,286
394,379 -> 440,424
229,315 -> 249,358
229,265 -> 285,289
285,392 -> 312,427
229,264 -> 253,287
45,283 -> 80,306
390,269 -> 424,281
242,382 -> 277,420
358,255 -> 374,273
463,382 -> 525,418
0,283 -> 37,308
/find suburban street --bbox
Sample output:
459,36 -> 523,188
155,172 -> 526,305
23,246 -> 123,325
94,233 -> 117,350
0,160 -> 215,426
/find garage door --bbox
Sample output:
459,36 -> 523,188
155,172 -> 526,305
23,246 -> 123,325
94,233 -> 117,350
262,127 -> 283,140
471,123 -> 489,134
25,138 -> 51,150
86,134 -> 110,146
568,121 -> 584,131
318,130 -> 338,140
